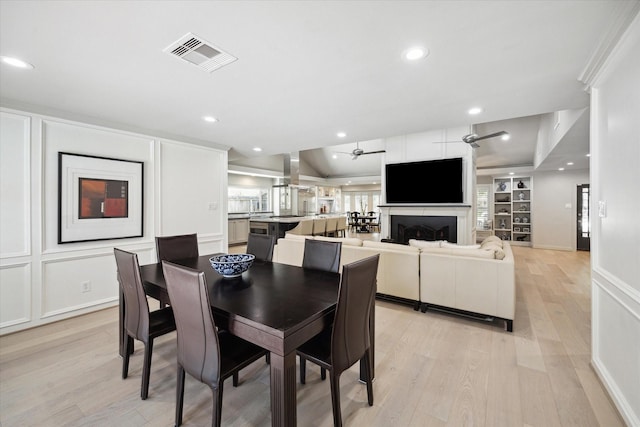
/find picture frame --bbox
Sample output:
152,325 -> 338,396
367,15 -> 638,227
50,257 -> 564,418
513,227 -> 521,232
523,227 -> 530,233
58,152 -> 143,243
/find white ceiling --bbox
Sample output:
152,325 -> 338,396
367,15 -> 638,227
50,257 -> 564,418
1,1 -> 636,177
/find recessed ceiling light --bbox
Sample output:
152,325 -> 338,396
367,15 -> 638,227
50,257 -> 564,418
253,147 -> 262,152
404,47 -> 428,61
567,162 -> 574,166
373,182 -> 377,185
1,56 -> 34,69
332,154 -> 338,159
203,116 -> 218,122
558,167 -> 565,171
586,153 -> 591,157
501,134 -> 511,141
468,107 -> 483,115
509,172 -> 514,175
337,132 -> 346,138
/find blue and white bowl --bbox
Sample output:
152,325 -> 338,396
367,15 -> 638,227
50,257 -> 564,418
209,254 -> 255,278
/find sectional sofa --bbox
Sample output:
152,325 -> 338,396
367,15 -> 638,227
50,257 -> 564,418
272,234 -> 515,331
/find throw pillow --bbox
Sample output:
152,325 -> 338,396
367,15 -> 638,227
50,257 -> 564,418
408,239 -> 443,248
441,242 -> 481,249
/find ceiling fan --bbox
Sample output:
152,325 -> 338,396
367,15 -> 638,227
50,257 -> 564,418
336,142 -> 386,160
436,131 -> 510,148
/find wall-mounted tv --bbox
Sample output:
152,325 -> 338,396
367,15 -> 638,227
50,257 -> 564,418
385,157 -> 464,203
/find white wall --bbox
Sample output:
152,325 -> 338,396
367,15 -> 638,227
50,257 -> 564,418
0,108 -> 228,334
589,13 -> 640,426
531,169 -> 590,251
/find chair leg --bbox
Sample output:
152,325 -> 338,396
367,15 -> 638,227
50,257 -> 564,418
141,339 -> 153,400
122,334 -> 131,379
176,365 -> 186,427
299,357 -> 306,384
211,383 -> 223,427
329,372 -> 343,427
363,350 -> 374,406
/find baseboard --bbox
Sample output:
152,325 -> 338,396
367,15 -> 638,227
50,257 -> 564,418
591,357 -> 639,427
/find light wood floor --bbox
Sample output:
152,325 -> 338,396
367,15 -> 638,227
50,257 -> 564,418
0,247 -> 625,426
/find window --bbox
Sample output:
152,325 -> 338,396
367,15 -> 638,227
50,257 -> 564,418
228,186 -> 271,213
476,184 -> 490,229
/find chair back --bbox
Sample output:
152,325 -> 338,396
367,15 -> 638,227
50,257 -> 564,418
299,219 -> 314,235
114,248 -> 150,342
336,216 -> 347,232
325,217 -> 339,236
331,255 -> 379,373
162,261 -> 221,387
246,233 -> 276,261
155,233 -> 199,262
302,239 -> 342,273
312,218 -> 327,236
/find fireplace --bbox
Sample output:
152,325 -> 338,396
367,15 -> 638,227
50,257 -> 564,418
391,215 -> 457,244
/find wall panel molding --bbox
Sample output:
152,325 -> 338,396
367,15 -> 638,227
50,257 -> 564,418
0,262 -> 31,328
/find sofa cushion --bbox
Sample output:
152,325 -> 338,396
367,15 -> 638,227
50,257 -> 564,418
314,235 -> 363,246
452,248 -> 497,259
284,233 -> 312,241
408,239 -> 443,248
441,242 -> 481,249
481,235 -> 502,245
363,240 -> 420,253
481,241 -> 503,252
493,247 -> 506,260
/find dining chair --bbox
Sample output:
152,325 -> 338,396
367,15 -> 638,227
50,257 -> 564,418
245,233 -> 276,261
336,216 -> 347,237
155,233 -> 199,307
162,261 -> 268,427
325,217 -> 339,237
349,211 -> 360,232
155,233 -> 199,262
114,248 -> 176,400
312,218 -> 327,236
302,239 -> 342,274
298,254 -> 380,427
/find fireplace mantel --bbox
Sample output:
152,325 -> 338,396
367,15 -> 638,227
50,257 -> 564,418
379,204 -> 474,245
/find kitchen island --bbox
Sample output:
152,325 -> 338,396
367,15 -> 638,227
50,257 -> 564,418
249,216 -> 303,239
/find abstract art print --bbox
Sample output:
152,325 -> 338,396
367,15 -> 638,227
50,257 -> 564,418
58,152 -> 143,243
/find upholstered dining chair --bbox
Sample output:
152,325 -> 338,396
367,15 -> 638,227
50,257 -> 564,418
298,254 -> 379,427
312,218 -> 327,236
155,233 -> 199,307
155,233 -> 199,262
324,217 -> 339,237
114,248 -> 176,400
246,233 -> 276,262
302,239 -> 342,274
336,216 -> 347,237
162,261 -> 268,427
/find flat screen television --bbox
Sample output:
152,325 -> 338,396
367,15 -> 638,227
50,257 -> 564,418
385,157 -> 464,203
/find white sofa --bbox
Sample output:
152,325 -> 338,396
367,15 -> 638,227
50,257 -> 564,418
414,237 -> 515,331
272,234 -> 515,331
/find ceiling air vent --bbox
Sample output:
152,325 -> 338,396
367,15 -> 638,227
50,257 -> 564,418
164,33 -> 237,73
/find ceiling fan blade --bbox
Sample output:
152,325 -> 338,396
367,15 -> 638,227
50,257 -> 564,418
472,130 -> 509,142
470,141 -> 480,148
432,140 -> 464,144
359,150 -> 386,155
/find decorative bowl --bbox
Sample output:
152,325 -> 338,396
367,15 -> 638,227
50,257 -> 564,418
209,254 -> 255,278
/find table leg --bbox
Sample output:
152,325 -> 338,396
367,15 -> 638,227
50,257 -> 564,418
269,351 -> 297,427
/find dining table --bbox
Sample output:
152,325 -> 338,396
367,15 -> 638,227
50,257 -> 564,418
355,214 -> 378,232
118,254 -> 375,427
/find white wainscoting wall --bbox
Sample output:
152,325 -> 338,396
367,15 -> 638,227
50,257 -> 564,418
0,108 -> 228,335
588,12 -> 640,426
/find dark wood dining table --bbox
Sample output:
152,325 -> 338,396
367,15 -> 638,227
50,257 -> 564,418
119,255 -> 374,427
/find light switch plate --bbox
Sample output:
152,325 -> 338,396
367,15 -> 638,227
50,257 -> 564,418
598,201 -> 607,218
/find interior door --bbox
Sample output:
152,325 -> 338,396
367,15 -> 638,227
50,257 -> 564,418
577,184 -> 590,251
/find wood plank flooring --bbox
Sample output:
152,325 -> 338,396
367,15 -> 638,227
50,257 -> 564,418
0,247 -> 625,426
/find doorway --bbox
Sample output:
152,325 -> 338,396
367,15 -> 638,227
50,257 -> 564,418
577,184 -> 590,251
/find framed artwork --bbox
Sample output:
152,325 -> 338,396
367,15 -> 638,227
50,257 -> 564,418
58,152 -> 143,243
513,227 -> 521,232
523,227 -> 530,233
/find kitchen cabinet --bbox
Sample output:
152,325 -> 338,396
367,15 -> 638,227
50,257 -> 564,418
228,219 -> 249,245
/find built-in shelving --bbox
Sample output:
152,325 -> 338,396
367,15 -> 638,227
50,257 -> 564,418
493,176 -> 532,246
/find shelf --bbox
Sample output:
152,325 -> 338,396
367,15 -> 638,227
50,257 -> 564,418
494,176 -> 532,247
